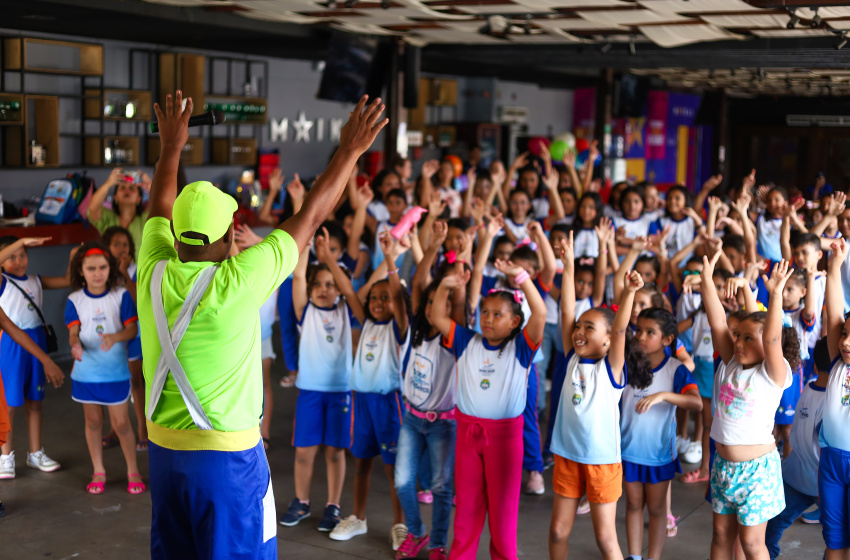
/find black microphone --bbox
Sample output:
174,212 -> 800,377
149,110 -> 226,133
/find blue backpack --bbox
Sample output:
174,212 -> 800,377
35,173 -> 93,224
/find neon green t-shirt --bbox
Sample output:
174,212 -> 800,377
88,207 -> 149,262
137,217 -> 298,444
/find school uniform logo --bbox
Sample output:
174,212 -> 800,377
480,379 -> 490,390
572,393 -> 582,405
365,334 -> 378,361
322,317 -> 336,343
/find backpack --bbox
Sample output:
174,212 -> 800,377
35,172 -> 95,224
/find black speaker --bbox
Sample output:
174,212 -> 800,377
364,40 -> 392,102
403,46 -> 421,108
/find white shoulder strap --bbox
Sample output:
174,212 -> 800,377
147,260 -> 218,430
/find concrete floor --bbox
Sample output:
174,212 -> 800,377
0,357 -> 827,559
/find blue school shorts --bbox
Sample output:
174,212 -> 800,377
623,458 -> 681,484
0,326 -> 46,407
352,390 -> 403,464
292,389 -> 352,449
71,379 -> 131,406
128,336 -> 142,362
775,369 -> 803,425
711,449 -> 784,526
819,446 -> 850,550
149,440 -> 277,560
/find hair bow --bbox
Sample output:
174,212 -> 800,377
577,257 -> 594,266
445,250 -> 457,265
516,239 -> 538,251
602,303 -> 620,313
782,314 -> 792,328
488,288 -> 523,304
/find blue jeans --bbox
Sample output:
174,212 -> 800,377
417,448 -> 431,491
394,411 -> 456,549
765,481 -> 818,560
522,365 -> 544,473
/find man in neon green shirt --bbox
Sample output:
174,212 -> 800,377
139,91 -> 387,560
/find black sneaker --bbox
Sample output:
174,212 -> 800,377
279,498 -> 310,526
318,504 -> 341,532
542,454 -> 555,471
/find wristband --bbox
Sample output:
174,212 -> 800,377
514,270 -> 530,285
388,269 -> 399,276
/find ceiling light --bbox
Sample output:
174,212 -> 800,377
811,9 -> 822,28
787,8 -> 799,30
479,15 -> 510,37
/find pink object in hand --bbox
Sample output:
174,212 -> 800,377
390,206 -> 426,240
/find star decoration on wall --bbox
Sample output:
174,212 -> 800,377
293,111 -> 314,143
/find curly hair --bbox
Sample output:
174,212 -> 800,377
743,311 -> 802,370
101,226 -> 136,261
70,240 -> 121,291
594,307 -> 653,390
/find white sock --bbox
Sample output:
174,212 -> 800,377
630,556 -> 643,560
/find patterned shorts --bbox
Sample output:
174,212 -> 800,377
710,449 -> 785,526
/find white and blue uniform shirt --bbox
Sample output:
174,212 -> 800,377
785,307 -> 815,361
551,350 -> 627,465
676,292 -> 702,353
692,310 -> 714,360
756,213 -> 783,262
503,217 -> 532,242
296,301 -> 353,393
480,276 -> 547,365
783,381 -> 826,497
64,287 -> 137,383
613,213 -> 658,242
573,228 -> 600,259
620,356 -> 697,466
807,274 -> 826,352
657,215 -> 698,266
445,322 -> 538,420
351,318 -> 408,394
0,273 -> 43,330
532,197 -> 550,221
819,357 -> 850,452
367,200 -> 390,223
259,288 -> 278,341
402,333 -> 456,412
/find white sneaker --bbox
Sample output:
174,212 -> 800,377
0,451 -> 15,479
682,441 -> 703,464
329,515 -> 368,541
676,436 -> 690,455
26,448 -> 61,472
390,523 -> 408,551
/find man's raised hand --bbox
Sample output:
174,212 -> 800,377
339,96 -> 388,156
153,91 -> 192,156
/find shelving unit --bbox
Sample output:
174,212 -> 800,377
212,137 -> 257,165
3,37 -> 103,76
0,92 -> 23,125
147,137 -> 204,166
159,53 -> 205,116
84,89 -> 152,122
85,136 -> 140,166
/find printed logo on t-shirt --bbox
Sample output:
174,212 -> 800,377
480,379 -> 490,390
366,353 -> 374,362
96,325 -> 104,335
321,316 -> 337,339
412,356 -> 433,394
800,407 -> 809,418
717,381 -> 755,419
326,335 -> 334,343
479,358 -> 495,376
572,393 -> 582,405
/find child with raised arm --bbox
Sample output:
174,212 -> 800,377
279,227 -> 361,533
0,236 -> 73,478
819,237 -> 850,560
431,255 -> 545,560
549,231 -> 646,560
702,251 -> 799,560
330,229 -> 410,552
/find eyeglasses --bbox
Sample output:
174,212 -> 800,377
682,270 -> 700,276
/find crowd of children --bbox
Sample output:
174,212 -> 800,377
2,149 -> 850,560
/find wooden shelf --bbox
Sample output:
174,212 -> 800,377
26,95 -> 60,168
212,137 -> 257,165
4,38 -> 103,76
0,222 -> 100,246
85,136 -> 140,167
147,136 -> 203,166
84,89 -> 152,122
0,93 -> 23,125
159,53 -> 205,116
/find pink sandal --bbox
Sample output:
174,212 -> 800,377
680,468 -> 709,484
127,473 -> 146,495
667,514 -> 680,537
87,472 -> 106,495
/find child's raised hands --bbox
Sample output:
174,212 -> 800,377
357,183 -> 374,206
762,259 -> 793,296
708,196 -> 723,213
527,220 -> 545,241
511,152 -> 529,170
830,192 -> 848,217
490,161 -> 507,187
595,216 -> 614,244
442,269 -> 471,288
286,173 -> 306,203
723,276 -> 749,300
379,226 -> 395,260
314,227 -> 334,263
470,196 -> 486,224
732,192 -> 752,216
494,259 -> 525,278
428,191 -> 447,216
486,212 -> 505,237
558,232 -> 575,265
21,237 -> 51,248
829,238 -> 848,270
421,159 -> 440,180
234,224 -> 264,249
742,169 -> 756,192
268,168 -> 284,193
431,220 -> 449,247
682,273 -> 702,295
624,270 -> 644,294
702,174 -> 723,192
701,246 -> 722,281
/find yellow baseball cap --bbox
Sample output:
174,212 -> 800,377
172,181 -> 237,246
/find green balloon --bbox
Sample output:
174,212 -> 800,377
550,140 -> 569,161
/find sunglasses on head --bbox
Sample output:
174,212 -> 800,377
683,270 -> 700,276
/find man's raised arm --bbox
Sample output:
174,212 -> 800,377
148,91 -> 193,221
280,95 -> 387,253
